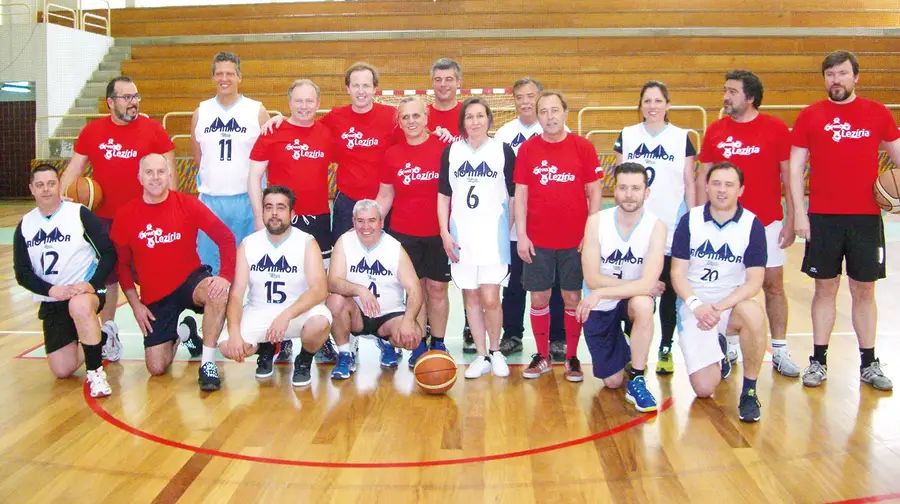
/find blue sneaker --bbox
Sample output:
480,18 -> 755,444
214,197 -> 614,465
378,339 -> 401,368
409,340 -> 429,369
719,333 -> 732,379
430,338 -> 447,353
330,352 -> 356,380
625,375 -> 658,413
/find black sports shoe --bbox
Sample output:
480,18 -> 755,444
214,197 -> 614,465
255,342 -> 276,379
315,337 -> 338,363
179,317 -> 203,358
198,361 -> 221,392
275,340 -> 293,363
292,355 -> 312,387
549,340 -> 567,362
498,333 -> 523,356
462,325 -> 476,354
738,389 -> 761,423
718,334 -> 732,380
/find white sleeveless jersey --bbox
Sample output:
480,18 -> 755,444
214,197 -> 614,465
244,228 -> 313,309
19,201 -> 100,302
194,95 -> 262,196
341,230 -> 406,316
584,207 -> 659,312
495,118 -> 542,242
618,123 -> 690,254
445,137 -> 511,265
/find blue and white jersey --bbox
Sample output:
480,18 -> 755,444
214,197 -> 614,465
495,118 -> 543,155
244,228 -> 312,309
195,95 -> 262,196
584,207 -> 659,312
340,230 -> 406,316
438,137 -> 516,266
671,203 -> 766,303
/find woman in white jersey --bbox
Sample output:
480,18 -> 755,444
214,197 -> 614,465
438,97 -> 517,380
613,81 -> 696,374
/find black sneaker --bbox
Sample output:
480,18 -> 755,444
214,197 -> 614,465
198,361 -> 221,392
275,340 -> 293,363
292,354 -> 312,387
462,326 -> 476,354
255,342 -> 276,379
425,324 -> 433,346
498,333 -> 524,356
178,317 -> 203,358
738,389 -> 761,423
549,340 -> 567,362
718,333 -> 732,379
315,337 -> 338,364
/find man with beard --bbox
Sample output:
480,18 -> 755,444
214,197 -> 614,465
790,50 -> 900,391
61,76 -> 176,363
698,70 -> 801,378
219,186 -> 332,387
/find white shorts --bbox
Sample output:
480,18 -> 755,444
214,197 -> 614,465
218,303 -> 333,345
677,303 -> 731,375
765,221 -> 786,268
450,263 -> 509,290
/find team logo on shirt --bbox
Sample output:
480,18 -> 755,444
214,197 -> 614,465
454,161 -> 497,179
98,138 -> 137,161
397,162 -> 438,185
824,117 -> 871,143
204,117 -> 246,134
284,139 -> 325,161
511,132 -> 536,148
532,160 -> 576,185
627,143 -> 674,162
602,247 -> 643,265
349,257 -> 393,276
26,228 -> 71,247
138,223 -> 181,249
691,240 -> 741,263
341,127 -> 379,149
716,136 -> 761,158
250,254 -> 298,273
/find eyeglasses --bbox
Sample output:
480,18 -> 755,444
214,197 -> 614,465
111,94 -> 142,102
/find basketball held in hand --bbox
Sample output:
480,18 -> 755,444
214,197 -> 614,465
413,350 -> 458,394
873,169 -> 900,214
64,177 -> 104,211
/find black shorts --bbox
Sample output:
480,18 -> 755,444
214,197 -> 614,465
99,217 -> 118,285
351,311 -> 404,338
143,266 -> 212,348
39,292 -> 106,354
389,230 -> 450,282
583,301 -> 631,379
802,214 -> 885,282
521,246 -> 583,292
291,213 -> 333,262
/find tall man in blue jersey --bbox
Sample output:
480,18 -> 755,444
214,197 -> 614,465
671,161 -> 768,423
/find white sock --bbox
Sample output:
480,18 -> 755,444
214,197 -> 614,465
772,340 -> 787,353
201,345 -> 216,365
338,343 -> 351,353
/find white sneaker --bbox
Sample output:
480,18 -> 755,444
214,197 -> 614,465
490,351 -> 509,377
101,321 -> 122,362
86,368 -> 112,398
464,355 -> 492,379
726,342 -> 740,363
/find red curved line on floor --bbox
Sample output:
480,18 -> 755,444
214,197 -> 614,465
84,384 -> 673,468
825,493 -> 900,504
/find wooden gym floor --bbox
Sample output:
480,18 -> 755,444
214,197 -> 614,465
0,201 -> 899,504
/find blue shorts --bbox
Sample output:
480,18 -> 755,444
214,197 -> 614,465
198,193 -> 253,276
583,300 -> 631,379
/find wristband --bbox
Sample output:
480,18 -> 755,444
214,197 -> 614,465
686,296 -> 701,311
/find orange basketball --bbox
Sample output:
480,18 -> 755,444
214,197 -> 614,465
873,169 -> 900,214
413,350 -> 457,394
64,176 -> 104,211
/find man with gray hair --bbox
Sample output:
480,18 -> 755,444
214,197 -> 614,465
428,57 -> 463,142
325,199 -> 424,380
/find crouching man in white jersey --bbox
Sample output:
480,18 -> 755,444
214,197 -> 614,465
576,163 -> 667,412
219,186 -> 332,387
671,161 -> 768,423
326,199 -> 424,380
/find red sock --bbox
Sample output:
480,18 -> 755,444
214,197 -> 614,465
530,304 -> 550,358
564,309 -> 582,359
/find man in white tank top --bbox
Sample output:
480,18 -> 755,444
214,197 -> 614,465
575,163 -> 667,413
218,186 -> 332,387
326,199 -> 424,380
191,52 -> 269,277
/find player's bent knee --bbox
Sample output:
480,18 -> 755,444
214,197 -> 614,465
67,294 -> 97,321
49,360 -> 77,379
628,296 -> 655,319
326,293 -> 348,313
848,280 -> 876,300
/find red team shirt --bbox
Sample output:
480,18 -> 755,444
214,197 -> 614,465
320,103 -> 402,201
380,135 -> 447,237
700,114 -> 790,226
250,121 -> 334,216
74,116 -> 175,219
110,191 -> 236,305
513,133 -> 602,249
427,102 -> 462,139
791,97 -> 900,215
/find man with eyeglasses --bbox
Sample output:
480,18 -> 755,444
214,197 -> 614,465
61,76 -> 177,364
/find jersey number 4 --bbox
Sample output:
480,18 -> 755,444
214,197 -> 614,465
218,139 -> 232,162
41,251 -> 59,275
265,280 -> 286,303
